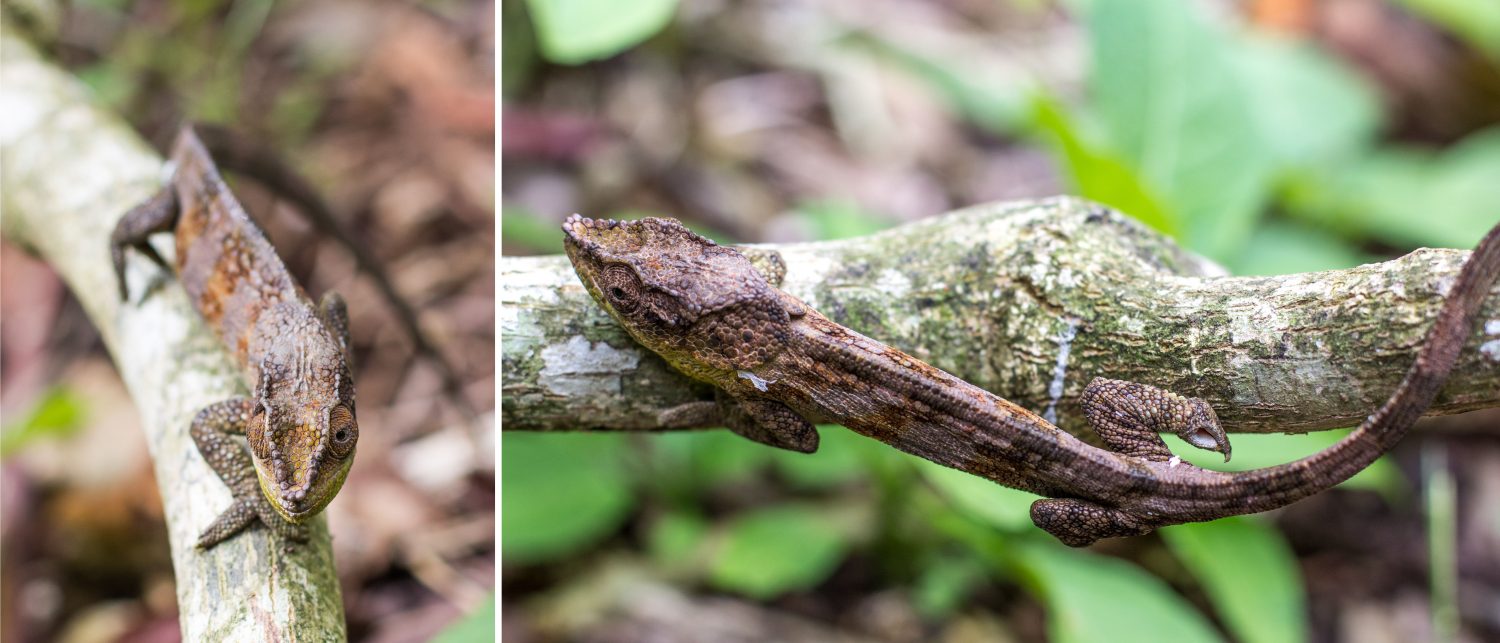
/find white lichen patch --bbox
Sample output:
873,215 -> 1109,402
539,335 -> 641,397
1056,266 -> 1078,288
1486,320 -> 1500,336
873,268 -> 912,299
1042,319 -> 1079,424
738,370 -> 774,392
1114,313 -> 1146,335
1482,339 -> 1500,364
1227,298 -> 1288,347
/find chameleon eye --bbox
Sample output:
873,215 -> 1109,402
601,265 -> 640,313
328,404 -> 357,458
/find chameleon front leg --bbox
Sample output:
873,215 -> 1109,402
1080,378 -> 1230,462
190,397 -> 309,549
110,187 -> 179,301
659,390 -> 820,453
1031,378 -> 1232,546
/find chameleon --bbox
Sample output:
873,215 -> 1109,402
111,125 -> 358,550
562,214 -> 1500,546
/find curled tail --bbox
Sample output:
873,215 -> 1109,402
1035,220 -> 1500,546
1229,220 -> 1500,508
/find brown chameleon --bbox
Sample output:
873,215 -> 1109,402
111,126 -> 357,549
563,214 -> 1500,546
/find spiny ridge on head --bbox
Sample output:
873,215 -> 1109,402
562,214 -> 769,309
562,214 -> 717,256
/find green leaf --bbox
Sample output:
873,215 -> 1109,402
501,206 -> 564,254
1028,94 -> 1178,236
1011,540 -> 1222,643
679,430 -> 772,487
430,593 -> 496,643
1228,220 -> 1376,276
525,0 -> 679,65
1235,34 -> 1382,169
1163,430 -> 1403,497
918,459 -> 1036,531
794,200 -> 896,241
1,387 -> 87,457
1282,127 -> 1500,249
1083,0 -> 1277,259
647,509 -> 710,570
770,426 -> 868,490
1162,519 -> 1307,643
501,433 -> 635,563
709,504 -> 850,599
914,553 -> 985,619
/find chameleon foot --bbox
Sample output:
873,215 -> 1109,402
1081,378 -> 1231,462
1030,498 -> 1152,547
110,187 -> 180,301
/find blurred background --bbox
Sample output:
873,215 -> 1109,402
2,0 -> 495,641
501,0 -> 1500,642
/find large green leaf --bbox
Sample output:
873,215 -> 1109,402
1083,0 -> 1277,260
709,504 -> 851,599
1162,519 -> 1307,643
1229,220 -> 1375,276
770,425 -> 870,490
1,387 -> 87,457
1011,540 -> 1223,643
1282,128 -> 1500,250
501,433 -> 635,563
430,594 -> 496,643
525,0 -> 679,64
1235,35 -> 1382,169
1163,430 -> 1403,497
918,459 -> 1036,531
1028,94 -> 1178,236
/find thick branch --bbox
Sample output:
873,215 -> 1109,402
1,28 -> 345,640
503,199 -> 1500,435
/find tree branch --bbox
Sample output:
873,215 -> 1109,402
503,200 -> 1500,436
1,27 -> 345,640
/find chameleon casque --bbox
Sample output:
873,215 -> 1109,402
111,126 -> 357,549
563,213 -> 1500,546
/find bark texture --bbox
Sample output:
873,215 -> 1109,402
503,200 -> 1500,437
1,27 -> 346,641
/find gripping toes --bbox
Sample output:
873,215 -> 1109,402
110,188 -> 179,301
1082,378 -> 1231,462
1030,498 -> 1153,547
190,398 -> 279,549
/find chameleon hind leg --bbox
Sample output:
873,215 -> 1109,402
190,398 -> 309,549
110,188 -> 179,301
658,389 -> 819,453
1030,378 -> 1232,547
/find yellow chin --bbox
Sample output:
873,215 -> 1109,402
255,452 -> 355,523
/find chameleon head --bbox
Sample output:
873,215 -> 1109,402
561,214 -> 793,379
246,346 -> 359,523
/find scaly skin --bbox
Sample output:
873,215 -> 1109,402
562,214 -> 1500,546
111,125 -> 358,549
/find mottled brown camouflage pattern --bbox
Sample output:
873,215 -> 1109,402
563,214 -> 1500,547
111,126 -> 357,549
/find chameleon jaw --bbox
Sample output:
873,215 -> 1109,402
255,452 -> 354,523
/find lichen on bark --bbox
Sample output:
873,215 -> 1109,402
502,199 -> 1500,436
